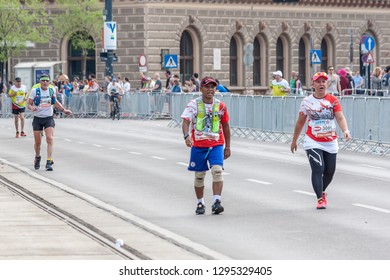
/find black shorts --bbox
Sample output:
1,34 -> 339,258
12,108 -> 26,115
32,116 -> 55,131
109,94 -> 120,102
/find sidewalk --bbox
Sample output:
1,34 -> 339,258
0,160 -> 229,260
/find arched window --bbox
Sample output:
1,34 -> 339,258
253,37 -> 261,86
321,39 -> 329,71
276,37 -> 284,72
180,31 -> 193,82
298,38 -> 307,86
67,34 -> 96,80
230,37 -> 238,86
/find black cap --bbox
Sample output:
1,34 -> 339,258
15,77 -> 21,82
385,66 -> 390,72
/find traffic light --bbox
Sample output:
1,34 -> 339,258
272,0 -> 299,2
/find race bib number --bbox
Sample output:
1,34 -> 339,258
39,97 -> 52,108
311,119 -> 336,138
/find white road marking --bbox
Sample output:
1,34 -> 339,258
64,138 -> 72,142
293,190 -> 316,196
77,141 -> 85,144
151,156 -> 166,160
109,147 -> 121,151
352,203 -> 390,214
93,144 -> 103,148
281,152 -> 297,156
129,151 -> 142,155
248,147 -> 264,151
223,172 -> 230,175
246,179 -> 272,185
177,162 -> 188,166
359,164 -> 386,170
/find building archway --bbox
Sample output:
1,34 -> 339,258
67,34 -> 96,80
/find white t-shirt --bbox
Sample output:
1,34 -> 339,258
29,87 -> 55,118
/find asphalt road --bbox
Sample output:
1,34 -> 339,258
1,118 -> 389,259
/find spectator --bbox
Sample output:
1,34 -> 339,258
353,70 -> 364,95
0,76 -> 6,113
371,66 -> 383,96
167,75 -> 182,93
337,68 -> 352,95
193,73 -> 200,92
123,77 -> 131,94
165,70 -> 172,89
326,66 -> 341,95
381,66 -> 390,95
268,70 -> 290,96
215,79 -> 229,93
290,71 -> 302,94
62,79 -> 73,109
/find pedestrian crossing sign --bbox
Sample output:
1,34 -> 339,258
310,50 -> 322,64
164,55 -> 178,69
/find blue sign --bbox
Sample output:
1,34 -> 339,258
363,35 -> 375,51
35,69 -> 50,83
164,55 -> 178,69
310,50 -> 322,64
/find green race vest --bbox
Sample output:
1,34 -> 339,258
195,97 -> 220,133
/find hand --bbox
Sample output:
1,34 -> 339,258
184,136 -> 192,147
343,130 -> 351,141
63,109 -> 72,116
290,142 -> 298,154
224,147 -> 231,159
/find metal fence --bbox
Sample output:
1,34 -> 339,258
169,93 -> 390,156
1,91 -> 389,156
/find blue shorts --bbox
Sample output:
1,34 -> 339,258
188,145 -> 224,172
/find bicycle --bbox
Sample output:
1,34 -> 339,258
112,93 -> 120,120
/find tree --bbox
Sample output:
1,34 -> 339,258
0,0 -> 50,78
52,0 -> 103,79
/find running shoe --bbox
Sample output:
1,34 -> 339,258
317,198 -> 326,210
322,192 -> 327,207
195,202 -> 205,215
15,132 -> 19,138
34,156 -> 41,170
20,131 -> 27,137
45,160 -> 53,171
211,199 -> 224,214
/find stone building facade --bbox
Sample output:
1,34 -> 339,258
10,0 -> 390,93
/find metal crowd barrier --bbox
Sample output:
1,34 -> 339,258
170,93 -> 390,156
1,90 -> 388,155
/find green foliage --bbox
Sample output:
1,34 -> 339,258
53,0 -> 103,53
0,0 -> 49,62
52,0 -> 103,78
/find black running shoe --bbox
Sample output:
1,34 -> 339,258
34,156 -> 41,170
195,202 -> 205,215
211,199 -> 224,215
45,160 -> 53,171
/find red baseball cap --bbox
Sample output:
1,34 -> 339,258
312,72 -> 328,81
201,76 -> 217,87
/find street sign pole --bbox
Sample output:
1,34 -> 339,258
105,0 -> 113,77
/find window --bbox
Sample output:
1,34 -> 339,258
67,34 -> 96,80
230,37 -> 238,86
253,37 -> 261,86
180,31 -> 193,82
298,38 -> 307,86
321,39 -> 328,72
276,37 -> 284,72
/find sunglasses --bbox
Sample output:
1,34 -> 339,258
40,79 -> 50,82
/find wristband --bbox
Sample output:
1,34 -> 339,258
184,134 -> 189,140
